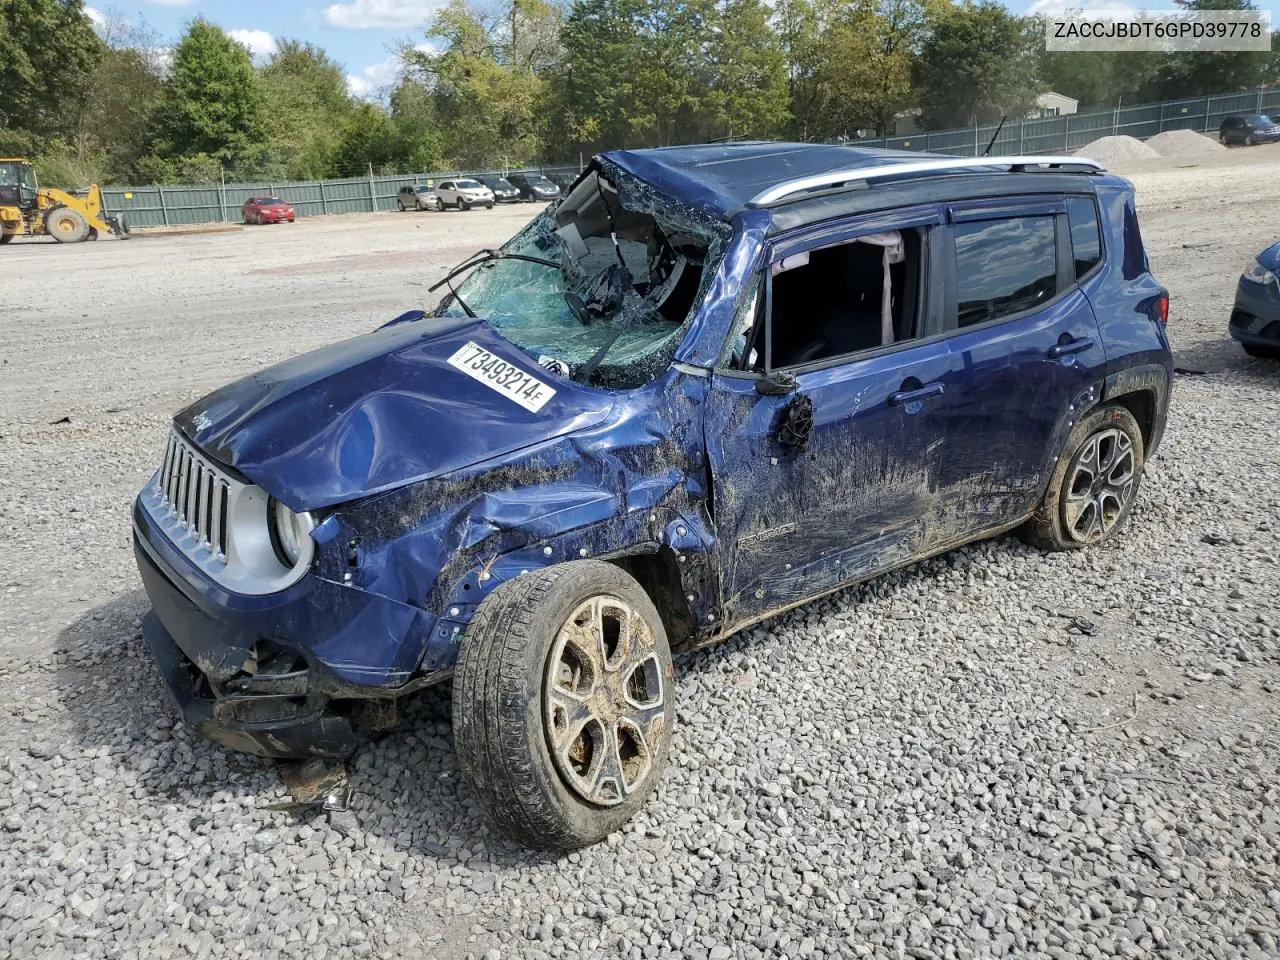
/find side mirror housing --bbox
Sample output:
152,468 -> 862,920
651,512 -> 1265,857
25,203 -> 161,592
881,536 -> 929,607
755,370 -> 797,396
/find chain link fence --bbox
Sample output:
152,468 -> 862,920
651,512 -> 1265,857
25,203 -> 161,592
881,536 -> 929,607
846,86 -> 1280,155
100,86 -> 1280,227
102,166 -> 582,228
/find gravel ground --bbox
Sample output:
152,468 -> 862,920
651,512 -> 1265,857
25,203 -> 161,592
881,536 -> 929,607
2,152 -> 1279,960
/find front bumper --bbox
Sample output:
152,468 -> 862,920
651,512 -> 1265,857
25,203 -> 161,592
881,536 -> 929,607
1231,277 -> 1280,346
132,492 -> 443,759
137,539 -> 359,758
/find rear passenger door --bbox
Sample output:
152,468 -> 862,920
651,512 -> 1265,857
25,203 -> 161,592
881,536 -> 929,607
933,195 -> 1107,535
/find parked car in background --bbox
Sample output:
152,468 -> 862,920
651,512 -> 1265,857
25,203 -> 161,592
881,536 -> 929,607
1230,243 -> 1280,358
480,177 -> 521,203
397,184 -> 442,211
242,197 -> 294,224
435,179 -> 495,210
507,173 -> 561,202
1219,114 -> 1280,146
134,143 -> 1170,851
544,170 -> 581,193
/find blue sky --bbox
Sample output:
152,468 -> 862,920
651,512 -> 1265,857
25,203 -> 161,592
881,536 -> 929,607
87,0 -> 445,97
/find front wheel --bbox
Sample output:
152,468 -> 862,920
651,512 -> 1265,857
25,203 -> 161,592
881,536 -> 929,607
453,561 -> 674,850
0,231 -> 13,245
1021,404 -> 1145,551
46,207 -> 89,243
1245,134 -> 1255,146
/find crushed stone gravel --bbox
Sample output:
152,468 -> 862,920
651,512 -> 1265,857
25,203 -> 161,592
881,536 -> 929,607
1,156 -> 1279,960
1076,135 -> 1159,165
1145,129 -> 1228,158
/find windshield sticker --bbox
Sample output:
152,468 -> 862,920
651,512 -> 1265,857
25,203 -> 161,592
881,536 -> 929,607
447,341 -> 557,413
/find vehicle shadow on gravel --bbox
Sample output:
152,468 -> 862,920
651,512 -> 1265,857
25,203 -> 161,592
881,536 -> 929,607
52,589 -> 556,868
1173,336 -> 1280,375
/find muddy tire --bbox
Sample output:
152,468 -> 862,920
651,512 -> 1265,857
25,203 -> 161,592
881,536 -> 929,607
46,207 -> 88,243
452,561 -> 674,850
1244,343 -> 1280,360
1021,403 -> 1145,551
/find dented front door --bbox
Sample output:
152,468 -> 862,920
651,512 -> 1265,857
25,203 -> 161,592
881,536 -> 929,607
705,338 -> 955,628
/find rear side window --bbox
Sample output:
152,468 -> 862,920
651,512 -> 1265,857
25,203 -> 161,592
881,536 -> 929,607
1065,197 -> 1103,279
954,216 -> 1058,327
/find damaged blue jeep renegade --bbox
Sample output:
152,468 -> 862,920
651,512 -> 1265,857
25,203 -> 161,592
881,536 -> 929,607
134,143 -> 1171,848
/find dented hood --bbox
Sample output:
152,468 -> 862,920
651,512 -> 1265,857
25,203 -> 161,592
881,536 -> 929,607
174,317 -> 614,511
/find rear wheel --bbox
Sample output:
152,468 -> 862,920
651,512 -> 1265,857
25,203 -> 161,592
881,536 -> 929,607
46,208 -> 89,243
397,200 -> 405,212
453,561 -> 674,850
1021,404 -> 1145,551
1244,343 -> 1280,359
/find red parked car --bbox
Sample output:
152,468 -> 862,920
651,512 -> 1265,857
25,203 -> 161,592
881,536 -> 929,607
242,197 -> 295,224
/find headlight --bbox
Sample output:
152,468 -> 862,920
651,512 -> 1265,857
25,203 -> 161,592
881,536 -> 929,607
1243,259 -> 1277,285
269,497 -> 314,567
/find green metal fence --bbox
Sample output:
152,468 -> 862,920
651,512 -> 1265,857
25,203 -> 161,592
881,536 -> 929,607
98,86 -> 1280,227
101,166 -> 581,228
846,86 -> 1280,155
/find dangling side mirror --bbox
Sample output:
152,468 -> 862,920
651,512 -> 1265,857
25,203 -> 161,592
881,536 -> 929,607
777,394 -> 814,449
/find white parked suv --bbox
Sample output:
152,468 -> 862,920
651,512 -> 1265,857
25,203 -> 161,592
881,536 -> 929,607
434,179 -> 495,211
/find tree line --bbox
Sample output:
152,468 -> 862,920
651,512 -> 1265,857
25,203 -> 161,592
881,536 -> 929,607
2,0 -> 1276,187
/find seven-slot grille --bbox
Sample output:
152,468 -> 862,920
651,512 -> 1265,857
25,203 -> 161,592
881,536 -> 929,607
158,431 -> 230,558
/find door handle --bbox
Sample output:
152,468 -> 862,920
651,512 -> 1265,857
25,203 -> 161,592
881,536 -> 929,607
1047,337 -> 1095,359
888,382 -> 945,406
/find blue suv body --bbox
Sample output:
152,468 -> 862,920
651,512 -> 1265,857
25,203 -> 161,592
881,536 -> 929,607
134,143 -> 1171,847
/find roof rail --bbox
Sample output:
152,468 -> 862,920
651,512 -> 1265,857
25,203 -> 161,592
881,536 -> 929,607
748,155 -> 1105,207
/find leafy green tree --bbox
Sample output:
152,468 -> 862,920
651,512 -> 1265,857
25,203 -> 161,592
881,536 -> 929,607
709,0 -> 790,139
403,0 -> 558,166
914,1 -> 1044,129
332,102 -> 399,175
0,0 -> 103,150
1136,0 -> 1274,101
389,78 -> 445,172
259,40 -> 356,179
147,19 -> 266,170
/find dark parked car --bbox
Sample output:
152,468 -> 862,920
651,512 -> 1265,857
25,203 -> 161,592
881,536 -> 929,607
1219,114 -> 1280,146
397,184 -> 442,211
134,143 -> 1170,850
241,197 -> 294,224
479,177 -> 521,203
1230,243 -> 1280,358
544,170 -> 582,192
507,172 -> 561,202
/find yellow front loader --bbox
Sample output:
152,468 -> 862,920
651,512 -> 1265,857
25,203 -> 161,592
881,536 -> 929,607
0,157 -> 130,244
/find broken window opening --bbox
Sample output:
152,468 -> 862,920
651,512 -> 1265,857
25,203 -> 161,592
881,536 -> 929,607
744,228 -> 924,371
435,164 -> 729,390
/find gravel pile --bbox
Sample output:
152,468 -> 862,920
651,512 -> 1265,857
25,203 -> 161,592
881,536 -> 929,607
2,172 -> 1280,959
1076,135 -> 1159,165
1146,129 -> 1227,158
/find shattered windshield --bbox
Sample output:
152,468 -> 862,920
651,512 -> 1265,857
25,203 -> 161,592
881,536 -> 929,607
436,162 -> 729,389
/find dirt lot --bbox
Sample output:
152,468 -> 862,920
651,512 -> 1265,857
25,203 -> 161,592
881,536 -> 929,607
1,150 -> 1278,960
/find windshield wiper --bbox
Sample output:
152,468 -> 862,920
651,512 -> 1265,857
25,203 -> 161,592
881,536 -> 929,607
427,248 -> 563,318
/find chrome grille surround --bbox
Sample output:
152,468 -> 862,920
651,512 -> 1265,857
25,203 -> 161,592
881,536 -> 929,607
138,429 -> 315,596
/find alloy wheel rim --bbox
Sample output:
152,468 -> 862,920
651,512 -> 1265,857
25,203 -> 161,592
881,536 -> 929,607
543,595 -> 665,808
1063,427 -> 1135,543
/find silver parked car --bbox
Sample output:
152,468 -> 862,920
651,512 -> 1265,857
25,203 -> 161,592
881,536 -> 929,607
434,179 -> 495,211
397,184 -> 442,211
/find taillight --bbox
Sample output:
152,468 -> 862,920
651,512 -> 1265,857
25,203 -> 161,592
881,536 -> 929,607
1157,292 -> 1169,325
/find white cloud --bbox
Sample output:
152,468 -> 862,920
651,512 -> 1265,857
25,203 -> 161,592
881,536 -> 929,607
1026,0 -> 1138,16
85,5 -> 107,29
345,57 -> 404,97
324,0 -> 444,29
229,28 -> 279,59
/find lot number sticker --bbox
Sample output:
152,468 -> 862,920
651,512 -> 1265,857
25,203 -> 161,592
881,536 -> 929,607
447,341 -> 557,413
